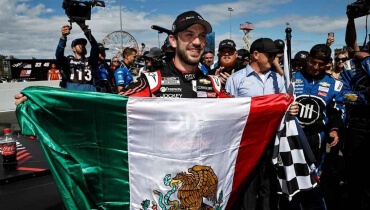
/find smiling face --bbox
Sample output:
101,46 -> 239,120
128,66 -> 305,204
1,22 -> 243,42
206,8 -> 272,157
170,24 -> 207,66
307,57 -> 328,76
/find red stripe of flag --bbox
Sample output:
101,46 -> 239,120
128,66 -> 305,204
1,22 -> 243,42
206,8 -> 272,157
227,93 -> 293,209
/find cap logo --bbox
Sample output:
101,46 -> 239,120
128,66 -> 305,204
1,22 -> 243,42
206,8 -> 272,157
315,52 -> 325,59
185,16 -> 195,21
180,18 -> 186,22
301,54 -> 307,59
198,15 -> 203,20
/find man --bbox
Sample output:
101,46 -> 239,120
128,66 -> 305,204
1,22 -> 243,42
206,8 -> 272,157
56,21 -> 98,91
199,50 -> 214,74
271,39 -> 285,76
141,47 -> 163,74
114,47 -> 136,92
120,11 -> 230,98
96,43 -> 115,93
236,49 -> 250,70
292,51 -> 309,72
208,39 -> 238,85
341,11 -> 370,210
226,38 -> 285,97
47,63 -> 61,81
225,38 -> 287,210
289,44 -> 345,210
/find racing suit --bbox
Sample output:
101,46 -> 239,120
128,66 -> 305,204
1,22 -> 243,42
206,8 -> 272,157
293,70 -> 345,167
121,60 -> 231,98
56,31 -> 99,92
114,61 -> 133,88
340,56 -> 370,209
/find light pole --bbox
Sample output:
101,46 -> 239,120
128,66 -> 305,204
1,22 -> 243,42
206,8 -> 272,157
228,7 -> 234,39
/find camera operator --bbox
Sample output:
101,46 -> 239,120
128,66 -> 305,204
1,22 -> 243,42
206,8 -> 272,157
56,21 -> 99,91
341,7 -> 370,210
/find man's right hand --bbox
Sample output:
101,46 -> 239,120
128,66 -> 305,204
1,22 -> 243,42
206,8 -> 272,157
61,24 -> 71,39
15,93 -> 27,106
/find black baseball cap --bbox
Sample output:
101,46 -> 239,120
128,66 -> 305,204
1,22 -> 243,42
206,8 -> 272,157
274,39 -> 285,52
172,11 -> 212,34
309,44 -> 332,61
98,43 -> 109,52
293,51 -> 309,62
250,38 -> 279,54
237,49 -> 250,60
218,39 -> 236,51
145,47 -> 162,58
71,38 -> 87,48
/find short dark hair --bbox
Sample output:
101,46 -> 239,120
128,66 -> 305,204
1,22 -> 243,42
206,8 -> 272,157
123,47 -> 137,58
203,50 -> 214,56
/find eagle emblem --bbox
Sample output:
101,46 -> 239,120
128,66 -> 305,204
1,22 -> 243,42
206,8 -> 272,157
141,165 -> 224,210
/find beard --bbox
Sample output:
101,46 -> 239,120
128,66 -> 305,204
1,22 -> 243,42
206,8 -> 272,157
176,40 -> 203,66
219,55 -> 237,69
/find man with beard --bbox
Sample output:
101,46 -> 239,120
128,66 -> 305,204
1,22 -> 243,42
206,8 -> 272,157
208,39 -> 238,84
225,38 -> 287,210
56,21 -> 99,91
119,11 -> 230,98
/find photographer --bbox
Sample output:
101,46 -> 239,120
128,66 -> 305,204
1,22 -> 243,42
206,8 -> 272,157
56,21 -> 99,91
341,6 -> 370,210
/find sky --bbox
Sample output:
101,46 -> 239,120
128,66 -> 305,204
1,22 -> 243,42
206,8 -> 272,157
0,0 -> 368,59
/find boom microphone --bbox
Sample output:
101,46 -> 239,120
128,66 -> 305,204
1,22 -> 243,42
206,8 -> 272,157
151,25 -> 173,35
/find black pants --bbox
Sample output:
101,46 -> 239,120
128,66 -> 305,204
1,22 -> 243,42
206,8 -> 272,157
239,143 -> 278,210
344,110 -> 370,210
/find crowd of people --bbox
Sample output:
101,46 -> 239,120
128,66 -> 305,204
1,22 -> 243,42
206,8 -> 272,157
14,7 -> 370,210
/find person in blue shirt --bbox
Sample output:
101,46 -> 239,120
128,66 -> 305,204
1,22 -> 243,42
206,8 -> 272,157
114,47 -> 136,92
96,43 -> 115,93
225,38 -> 291,210
226,38 -> 286,97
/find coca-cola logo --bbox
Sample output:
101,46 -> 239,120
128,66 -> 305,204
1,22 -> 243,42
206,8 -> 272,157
1,144 -> 16,156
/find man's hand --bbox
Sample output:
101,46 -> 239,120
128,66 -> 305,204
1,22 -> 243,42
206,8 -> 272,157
61,24 -> 71,39
329,130 -> 339,147
14,93 -> 27,106
215,67 -> 234,85
289,101 -> 299,116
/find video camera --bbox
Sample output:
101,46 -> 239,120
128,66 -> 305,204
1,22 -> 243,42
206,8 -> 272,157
347,0 -> 370,19
62,0 -> 105,22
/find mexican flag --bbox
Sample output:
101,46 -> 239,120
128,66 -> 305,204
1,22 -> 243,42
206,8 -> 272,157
16,87 -> 292,210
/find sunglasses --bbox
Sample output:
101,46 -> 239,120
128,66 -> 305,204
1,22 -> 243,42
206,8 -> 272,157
335,58 -> 348,62
112,60 -> 120,63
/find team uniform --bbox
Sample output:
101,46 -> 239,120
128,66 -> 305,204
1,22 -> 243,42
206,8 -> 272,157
55,32 -> 99,92
114,62 -> 134,88
340,56 -> 370,209
121,60 -> 231,98
96,62 -> 115,93
293,70 -> 345,166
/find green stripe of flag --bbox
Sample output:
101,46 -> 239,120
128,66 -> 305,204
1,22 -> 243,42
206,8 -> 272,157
16,86 -> 130,210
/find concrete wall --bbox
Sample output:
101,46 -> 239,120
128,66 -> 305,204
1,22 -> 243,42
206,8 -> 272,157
0,81 -> 60,132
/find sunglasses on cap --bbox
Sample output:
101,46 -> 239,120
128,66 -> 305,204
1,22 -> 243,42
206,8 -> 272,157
335,57 -> 348,62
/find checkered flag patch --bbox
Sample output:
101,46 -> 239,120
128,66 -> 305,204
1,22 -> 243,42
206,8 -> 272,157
272,114 -> 317,199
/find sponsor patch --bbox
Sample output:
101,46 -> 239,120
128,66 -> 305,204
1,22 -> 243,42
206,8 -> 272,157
199,78 -> 211,85
344,94 -> 359,101
206,92 -> 217,98
295,79 -> 303,83
183,74 -> 196,81
318,86 -> 329,92
197,91 -> 207,97
197,86 -> 213,91
160,93 -> 183,98
162,77 -> 180,85
160,87 -> 182,93
318,92 -> 328,97
319,82 -> 331,87
334,80 -> 343,92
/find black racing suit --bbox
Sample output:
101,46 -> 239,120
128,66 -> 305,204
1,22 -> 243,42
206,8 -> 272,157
121,60 -> 231,98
